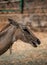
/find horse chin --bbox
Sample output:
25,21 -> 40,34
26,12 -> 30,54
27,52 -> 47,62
33,39 -> 41,47
32,42 -> 37,47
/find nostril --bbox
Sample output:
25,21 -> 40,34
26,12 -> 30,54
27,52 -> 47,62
37,39 -> 41,45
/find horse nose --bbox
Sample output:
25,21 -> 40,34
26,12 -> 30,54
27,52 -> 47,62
37,39 -> 41,45
30,38 -> 41,47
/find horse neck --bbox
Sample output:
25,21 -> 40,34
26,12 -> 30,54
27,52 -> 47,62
0,25 -> 16,55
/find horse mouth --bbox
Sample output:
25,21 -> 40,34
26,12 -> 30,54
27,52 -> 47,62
31,38 -> 41,47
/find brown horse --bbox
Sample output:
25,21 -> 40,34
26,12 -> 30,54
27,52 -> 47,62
0,19 -> 41,55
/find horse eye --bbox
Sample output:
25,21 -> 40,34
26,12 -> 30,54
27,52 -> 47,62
23,28 -> 30,34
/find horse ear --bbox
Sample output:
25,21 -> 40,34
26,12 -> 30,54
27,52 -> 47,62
8,19 -> 13,24
8,19 -> 19,27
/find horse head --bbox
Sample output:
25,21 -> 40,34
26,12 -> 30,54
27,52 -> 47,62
8,19 -> 41,47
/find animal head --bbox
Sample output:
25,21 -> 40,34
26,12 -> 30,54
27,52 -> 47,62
8,19 -> 41,47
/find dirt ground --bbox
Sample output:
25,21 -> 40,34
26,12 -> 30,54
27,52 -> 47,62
0,31 -> 47,65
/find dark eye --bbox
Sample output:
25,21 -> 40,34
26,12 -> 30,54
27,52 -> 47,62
23,28 -> 30,34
